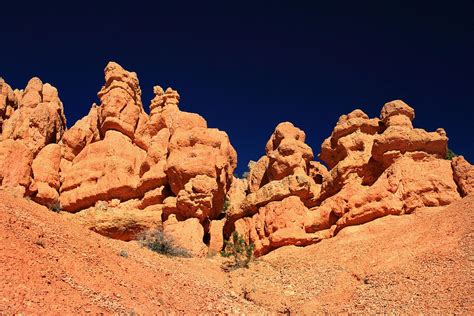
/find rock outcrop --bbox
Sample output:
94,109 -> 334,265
451,156 -> 474,196
0,77 -> 66,197
1,65 -> 472,258
228,100 -> 468,256
0,62 -> 238,257
228,122 -> 325,255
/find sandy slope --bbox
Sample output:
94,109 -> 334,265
1,191 -> 473,314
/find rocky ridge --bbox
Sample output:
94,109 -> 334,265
0,63 -> 472,257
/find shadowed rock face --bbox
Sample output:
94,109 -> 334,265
0,63 -> 472,257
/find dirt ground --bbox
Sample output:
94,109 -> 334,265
1,192 -> 473,314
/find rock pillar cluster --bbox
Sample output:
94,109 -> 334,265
1,65 -> 472,257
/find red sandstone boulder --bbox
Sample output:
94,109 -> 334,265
31,143 -> 61,205
235,196 -> 328,256
267,138 -> 314,181
67,201 -> 163,241
165,127 -> 237,220
59,130 -> 147,212
61,105 -> 101,161
209,218 -> 226,254
372,100 -> 447,166
319,109 -> 379,169
0,139 -> 33,195
452,156 -> 474,196
327,154 -> 460,234
0,79 -> 18,134
98,62 -> 144,139
265,122 -> 306,153
247,156 -> 269,193
174,175 -> 218,222
163,215 -> 207,257
1,77 -> 66,156
134,86 -> 207,150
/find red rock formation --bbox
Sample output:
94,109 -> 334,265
227,122 -> 323,250
0,140 -> 33,196
0,79 -> 18,134
2,77 -> 66,155
58,62 -> 235,255
230,99 -> 469,256
235,196 -> 328,256
163,215 -> 207,257
1,65 -> 472,258
0,77 -> 66,196
98,62 -> 144,139
452,156 -> 474,196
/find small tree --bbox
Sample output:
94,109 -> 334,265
446,148 -> 458,160
221,231 -> 255,269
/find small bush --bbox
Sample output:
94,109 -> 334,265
221,231 -> 255,269
119,250 -> 129,258
221,197 -> 230,215
95,201 -> 108,211
139,229 -> 190,258
49,201 -> 62,213
446,148 -> 458,160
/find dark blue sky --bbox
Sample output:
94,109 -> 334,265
2,1 -> 473,174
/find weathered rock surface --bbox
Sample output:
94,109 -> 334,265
0,79 -> 18,134
0,139 -> 33,196
1,65 -> 472,258
208,218 -> 226,254
228,99 -> 467,256
59,130 -> 147,212
451,156 -> 474,196
235,196 -> 329,256
98,62 -> 144,139
332,154 -> 460,234
225,122 -> 321,237
163,215 -> 207,257
31,143 -> 61,205
0,77 -> 66,196
61,105 -> 101,161
165,127 -> 237,221
2,77 -> 66,156
67,202 -> 163,241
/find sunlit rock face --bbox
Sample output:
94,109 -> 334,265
1,63 -> 472,257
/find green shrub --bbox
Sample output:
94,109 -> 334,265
119,250 -> 129,258
446,148 -> 458,160
139,229 -> 190,258
221,231 -> 255,269
49,201 -> 62,213
221,197 -> 230,215
95,201 -> 108,211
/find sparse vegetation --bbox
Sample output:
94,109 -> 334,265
221,197 -> 230,215
95,201 -> 108,211
221,231 -> 255,269
446,148 -> 458,160
119,250 -> 129,258
49,201 -> 62,213
139,228 -> 190,258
